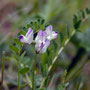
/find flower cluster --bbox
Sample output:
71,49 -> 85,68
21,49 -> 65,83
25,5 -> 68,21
19,25 -> 58,54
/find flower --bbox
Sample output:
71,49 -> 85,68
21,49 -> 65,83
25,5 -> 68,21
45,25 -> 58,40
35,30 -> 50,54
19,25 -> 57,54
19,28 -> 33,44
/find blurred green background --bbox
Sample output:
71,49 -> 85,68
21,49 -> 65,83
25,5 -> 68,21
0,0 -> 90,90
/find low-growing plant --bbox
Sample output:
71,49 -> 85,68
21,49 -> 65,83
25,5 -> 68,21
1,8 -> 90,90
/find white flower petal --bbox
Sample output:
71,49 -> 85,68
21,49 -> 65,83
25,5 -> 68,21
19,35 -> 27,43
50,31 -> 58,40
45,25 -> 58,40
35,30 -> 50,54
19,28 -> 33,44
26,28 -> 32,38
40,40 -> 50,54
46,25 -> 52,35
27,29 -> 33,44
35,30 -> 47,44
35,43 -> 41,53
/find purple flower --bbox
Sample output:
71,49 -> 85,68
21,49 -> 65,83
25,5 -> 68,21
35,30 -> 50,54
19,28 -> 33,44
45,25 -> 58,40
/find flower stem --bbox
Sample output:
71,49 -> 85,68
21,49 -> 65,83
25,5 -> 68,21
32,54 -> 37,90
17,45 -> 24,90
0,51 -> 5,90
17,54 -> 20,90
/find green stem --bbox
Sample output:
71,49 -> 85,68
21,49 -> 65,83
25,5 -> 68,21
17,45 -> 24,90
17,54 -> 20,90
39,77 -> 46,88
32,54 -> 37,90
26,74 -> 32,88
0,51 -> 5,90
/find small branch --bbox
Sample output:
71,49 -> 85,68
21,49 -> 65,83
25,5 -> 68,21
32,54 -> 38,90
40,12 -> 90,88
17,54 -> 20,90
0,51 -> 5,90
39,77 -> 47,88
25,74 -> 32,88
48,30 -> 75,73
17,45 -> 24,90
40,30 -> 76,88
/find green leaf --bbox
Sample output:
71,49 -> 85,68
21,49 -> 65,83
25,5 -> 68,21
85,8 -> 90,14
64,83 -> 69,87
40,24 -> 45,30
76,29 -> 90,51
23,27 -> 27,32
45,24 -> 50,28
14,38 -> 23,45
35,75 -> 43,87
74,20 -> 82,30
39,89 -> 44,90
27,23 -> 34,30
20,30 -> 26,36
30,21 -> 38,31
20,67 -> 29,74
37,18 -> 41,24
20,83 -> 28,88
46,48 -> 50,56
40,63 -> 48,77
27,24 -> 32,28
37,18 -> 45,25
73,15 -> 78,25
34,21 -> 40,30
10,45 -> 19,52
73,14 -> 82,30
59,32 -> 64,44
20,57 -> 33,69
52,40 -> 58,51
66,25 -> 70,37
43,64 -> 48,77
80,10 -> 85,19
30,21 -> 34,26
5,56 -> 16,61
20,51 -> 26,61
17,33 -> 20,38
41,53 -> 49,65
40,63 -> 44,77
44,77 -> 50,87
41,19 -> 45,25
73,8 -> 90,31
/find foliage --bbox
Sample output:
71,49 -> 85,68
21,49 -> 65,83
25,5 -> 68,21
0,0 -> 90,90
